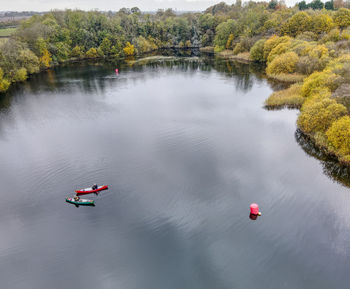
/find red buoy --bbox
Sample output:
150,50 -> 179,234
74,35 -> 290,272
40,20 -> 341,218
115,68 -> 119,74
250,203 -> 260,215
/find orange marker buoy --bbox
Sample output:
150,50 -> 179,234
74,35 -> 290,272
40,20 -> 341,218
115,68 -> 119,74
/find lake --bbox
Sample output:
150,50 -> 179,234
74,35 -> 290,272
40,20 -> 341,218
0,55 -> 350,289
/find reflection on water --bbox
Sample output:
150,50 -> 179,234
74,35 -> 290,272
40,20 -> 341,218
1,55 -> 266,111
249,213 -> 260,221
296,129 -> 350,187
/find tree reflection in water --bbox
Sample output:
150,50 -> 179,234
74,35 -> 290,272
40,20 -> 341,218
295,129 -> 350,188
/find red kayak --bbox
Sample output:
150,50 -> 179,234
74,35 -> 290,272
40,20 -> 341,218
75,185 -> 108,195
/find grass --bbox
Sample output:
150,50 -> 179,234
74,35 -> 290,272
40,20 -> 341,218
265,83 -> 305,109
200,46 -> 214,53
267,73 -> 306,83
0,27 -> 16,37
218,50 -> 252,62
233,52 -> 251,62
218,49 -> 235,57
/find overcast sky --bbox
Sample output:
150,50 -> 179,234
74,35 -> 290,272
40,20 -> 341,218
2,0 -> 295,12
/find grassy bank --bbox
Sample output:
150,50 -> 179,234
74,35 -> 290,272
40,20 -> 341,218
265,54 -> 350,166
218,50 -> 252,63
265,83 -> 304,109
200,46 -> 214,54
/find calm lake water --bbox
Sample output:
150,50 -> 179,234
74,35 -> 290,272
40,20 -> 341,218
1,55 -> 350,289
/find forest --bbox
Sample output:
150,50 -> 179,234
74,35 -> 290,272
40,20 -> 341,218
2,1 -> 350,165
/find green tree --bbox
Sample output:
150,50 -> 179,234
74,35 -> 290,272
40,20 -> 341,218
214,19 -> 238,51
298,1 -> 308,10
310,0 -> 324,9
268,0 -> 278,9
325,0 -> 335,10
0,68 -> 10,92
99,38 -> 112,56
250,39 -> 266,62
18,49 -> 40,74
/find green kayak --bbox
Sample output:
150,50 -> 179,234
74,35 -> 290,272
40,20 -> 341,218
66,197 -> 94,206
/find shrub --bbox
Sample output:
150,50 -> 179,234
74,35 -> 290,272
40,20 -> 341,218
13,68 -> 27,82
326,116 -> 350,155
250,39 -> 266,62
312,14 -> 334,35
267,40 -> 292,64
321,28 -> 341,43
71,46 -> 83,58
334,8 -> 350,29
296,31 -> 318,42
297,98 -> 347,134
123,42 -> 135,56
301,70 -> 339,97
296,45 -> 329,74
341,29 -> 350,40
18,49 -> 40,74
226,34 -> 234,49
85,48 -> 98,58
291,40 -> 315,56
239,37 -> 256,51
185,40 -> 192,48
302,87 -> 332,110
97,47 -> 104,58
0,68 -> 10,92
263,35 -> 291,61
309,44 -> 329,59
266,51 -> 299,75
280,12 -> 312,37
335,39 -> 350,51
135,36 -> 157,54
233,43 -> 243,55
99,38 -> 112,56
332,83 -> 350,112
39,48 -> 51,69
296,55 -> 327,74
